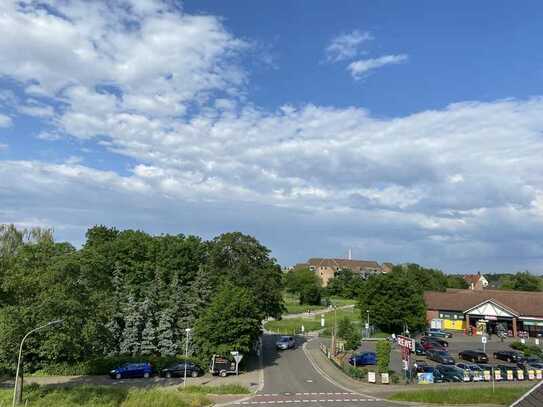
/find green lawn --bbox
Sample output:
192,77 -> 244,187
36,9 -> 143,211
388,386 -> 531,405
266,302 -> 360,334
0,385 -> 211,407
283,293 -> 356,315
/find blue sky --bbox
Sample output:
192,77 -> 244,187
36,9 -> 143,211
1,0 -> 543,273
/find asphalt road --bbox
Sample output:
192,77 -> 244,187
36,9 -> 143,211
232,334 -> 404,407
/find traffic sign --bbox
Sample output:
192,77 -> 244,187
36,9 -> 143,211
233,354 -> 243,364
481,336 -> 487,344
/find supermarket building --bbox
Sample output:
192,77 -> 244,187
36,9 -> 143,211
424,289 -> 543,337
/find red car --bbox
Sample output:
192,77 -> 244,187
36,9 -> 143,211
421,336 -> 448,350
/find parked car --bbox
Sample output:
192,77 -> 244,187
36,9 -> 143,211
493,350 -> 523,363
349,352 -> 377,366
517,357 -> 543,369
413,341 -> 426,355
109,362 -> 153,379
456,362 -> 484,381
459,350 -> 489,363
495,364 -> 523,379
420,336 -> 448,350
276,336 -> 296,350
426,349 -> 455,364
161,361 -> 201,378
434,365 -> 465,382
427,328 -> 453,338
411,364 -> 445,383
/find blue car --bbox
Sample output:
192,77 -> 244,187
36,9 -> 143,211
109,362 -> 153,379
348,352 -> 377,366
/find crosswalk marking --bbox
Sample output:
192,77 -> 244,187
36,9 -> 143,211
234,398 -> 381,405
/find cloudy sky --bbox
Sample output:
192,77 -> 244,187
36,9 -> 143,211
1,0 -> 543,273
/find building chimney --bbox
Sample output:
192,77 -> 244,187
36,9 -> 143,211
348,248 -> 352,260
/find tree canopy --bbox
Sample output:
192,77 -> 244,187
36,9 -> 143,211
284,268 -> 322,305
0,225 -> 283,372
358,269 -> 427,334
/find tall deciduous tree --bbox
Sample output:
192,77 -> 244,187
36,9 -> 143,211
358,270 -> 427,334
193,284 -> 262,359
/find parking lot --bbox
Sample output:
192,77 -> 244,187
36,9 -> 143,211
357,332 -> 542,381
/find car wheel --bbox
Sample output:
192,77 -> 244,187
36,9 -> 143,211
166,372 -> 172,379
143,372 -> 150,378
191,370 -> 198,378
220,370 -> 227,377
115,373 -> 122,380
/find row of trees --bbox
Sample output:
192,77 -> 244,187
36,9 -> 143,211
0,225 -> 284,372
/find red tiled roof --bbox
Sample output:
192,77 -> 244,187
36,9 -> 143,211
307,258 -> 380,270
463,274 -> 481,284
424,289 -> 543,318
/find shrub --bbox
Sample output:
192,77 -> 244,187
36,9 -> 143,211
341,362 -> 368,380
178,384 -> 250,395
376,340 -> 391,373
510,341 -> 543,358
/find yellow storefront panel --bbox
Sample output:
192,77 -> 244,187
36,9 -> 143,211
443,319 -> 464,330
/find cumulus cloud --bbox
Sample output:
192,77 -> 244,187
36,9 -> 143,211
326,30 -> 373,62
348,54 -> 408,79
0,114 -> 11,127
0,1 -> 543,272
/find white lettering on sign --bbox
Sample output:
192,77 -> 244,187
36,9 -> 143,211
397,335 -> 415,351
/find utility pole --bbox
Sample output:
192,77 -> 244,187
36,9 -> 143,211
183,328 -> 192,388
366,310 -> 370,338
13,320 -> 63,406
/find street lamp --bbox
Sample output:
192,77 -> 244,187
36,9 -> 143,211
13,319 -> 63,406
183,328 -> 192,388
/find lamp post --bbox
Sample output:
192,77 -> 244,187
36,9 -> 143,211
366,310 -> 370,338
13,319 -> 63,406
183,328 -> 192,388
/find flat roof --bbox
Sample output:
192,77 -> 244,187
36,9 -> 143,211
424,289 -> 543,318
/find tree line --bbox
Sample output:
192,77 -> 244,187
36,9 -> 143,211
0,225 -> 284,373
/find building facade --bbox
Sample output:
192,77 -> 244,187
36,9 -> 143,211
424,289 -> 543,337
294,258 -> 390,286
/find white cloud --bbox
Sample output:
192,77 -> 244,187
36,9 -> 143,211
348,54 -> 408,79
326,30 -> 373,62
0,1 -> 543,272
0,113 -> 12,127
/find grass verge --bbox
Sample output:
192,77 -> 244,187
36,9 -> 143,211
178,384 -> 250,395
388,386 -> 531,405
266,304 -> 360,334
0,384 -> 211,407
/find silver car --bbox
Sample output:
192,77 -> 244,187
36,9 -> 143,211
276,336 -> 296,350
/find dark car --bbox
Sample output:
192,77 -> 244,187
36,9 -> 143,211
420,336 -> 448,350
161,361 -> 201,378
496,364 -> 523,379
426,349 -> 455,364
517,357 -> 543,369
413,341 -> 426,355
493,350 -> 523,363
411,364 -> 445,383
109,362 -> 153,379
456,362 -> 485,381
427,328 -> 453,338
434,364 -> 465,382
459,350 -> 489,363
276,336 -> 296,350
349,352 -> 377,366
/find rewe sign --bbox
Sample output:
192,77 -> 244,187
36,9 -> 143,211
397,335 -> 415,352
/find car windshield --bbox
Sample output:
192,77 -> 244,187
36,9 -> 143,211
279,337 -> 289,342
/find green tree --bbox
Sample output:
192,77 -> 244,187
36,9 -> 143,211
358,270 -> 427,334
337,317 -> 361,350
446,275 -> 469,289
396,264 -> 448,292
326,268 -> 365,299
376,340 -> 391,373
207,232 -> 284,318
193,284 -> 262,360
501,271 -> 542,291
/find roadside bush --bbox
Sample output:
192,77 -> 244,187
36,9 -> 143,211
376,341 -> 391,373
341,363 -> 368,380
178,384 -> 250,395
510,341 -> 543,358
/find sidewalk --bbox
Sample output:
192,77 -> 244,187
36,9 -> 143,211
280,304 -> 355,320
